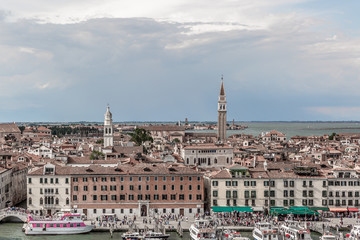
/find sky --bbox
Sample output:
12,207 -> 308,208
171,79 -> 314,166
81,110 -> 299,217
1,0 -> 360,122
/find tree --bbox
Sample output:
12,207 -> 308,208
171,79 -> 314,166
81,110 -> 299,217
90,150 -> 105,160
128,128 -> 153,146
96,139 -> 104,144
329,132 -> 336,140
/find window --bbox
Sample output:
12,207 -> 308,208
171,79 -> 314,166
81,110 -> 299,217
196,194 -> 202,200
83,177 -> 88,182
138,195 -> 143,200
226,190 -> 231,198
154,194 -> 159,200
213,191 -> 218,197
154,185 -> 158,191
264,181 -> 269,186
251,181 -> 256,186
213,199 -> 218,206
212,181 -> 218,186
226,181 -> 232,186
138,177 -> 142,182
180,185 -> 183,191
73,195 -> 77,201
244,181 -> 249,186
66,188 -> 69,194
284,181 -> 288,187
130,185 -> 134,191
283,190 -> 288,197
55,178 -> 59,184
290,181 -> 294,187
322,191 -> 327,197
74,186 -> 78,191
128,195 -> 134,200
93,177 -> 98,182
188,185 -> 192,191
111,177 -> 116,182
110,185 -> 116,191
120,195 -> 125,200
233,191 -> 238,198
83,195 -> 87,201
138,185 -> 142,191
40,178 -> 43,184
163,185 -> 167,191
83,186 -> 88,191
283,200 -> 288,206
264,190 -> 269,197
251,191 -> 256,198
73,178 -> 78,182
270,191 -> 275,197
309,190 -> 314,197
232,181 -> 238,186
244,191 -> 249,199
93,195 -> 97,200
189,194 -> 192,200
290,190 -> 294,197
171,177 -> 175,181
101,177 -> 107,182
171,194 -> 176,200
179,194 -> 185,200
101,185 -> 108,191
163,176 -> 166,181
303,191 -> 307,197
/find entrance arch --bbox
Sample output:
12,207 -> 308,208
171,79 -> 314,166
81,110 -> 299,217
141,205 -> 147,216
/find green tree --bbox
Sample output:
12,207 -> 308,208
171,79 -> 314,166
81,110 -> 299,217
90,150 -> 105,160
329,132 -> 336,140
96,139 -> 104,144
129,128 -> 153,146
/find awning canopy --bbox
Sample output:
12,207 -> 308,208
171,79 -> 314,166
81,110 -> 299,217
310,207 -> 330,211
212,207 -> 233,212
211,206 -> 253,212
329,208 -> 348,212
233,207 -> 253,212
270,207 -> 319,215
252,206 -> 264,212
348,208 -> 359,212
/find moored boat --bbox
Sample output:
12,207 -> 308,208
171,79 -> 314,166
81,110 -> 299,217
346,225 -> 360,240
279,220 -> 311,240
253,222 -> 281,240
24,212 -> 93,235
189,219 -> 217,240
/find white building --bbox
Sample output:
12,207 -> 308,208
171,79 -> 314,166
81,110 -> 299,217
206,164 -> 360,213
28,145 -> 54,158
181,144 -> 234,168
27,163 -> 71,215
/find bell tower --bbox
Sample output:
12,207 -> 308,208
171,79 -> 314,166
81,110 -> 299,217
104,105 -> 114,148
217,77 -> 227,141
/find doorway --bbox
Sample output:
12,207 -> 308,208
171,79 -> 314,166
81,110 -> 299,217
180,208 -> 184,216
141,205 -> 147,216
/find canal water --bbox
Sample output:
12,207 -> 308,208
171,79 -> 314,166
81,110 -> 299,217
0,223 -> 324,240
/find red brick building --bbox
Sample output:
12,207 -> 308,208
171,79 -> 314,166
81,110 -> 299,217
69,162 -> 204,218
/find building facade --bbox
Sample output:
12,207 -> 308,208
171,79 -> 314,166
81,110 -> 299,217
181,144 -> 234,168
27,163 -> 71,215
206,165 -> 360,212
70,163 -> 204,219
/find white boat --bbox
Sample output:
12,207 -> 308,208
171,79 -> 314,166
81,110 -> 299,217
122,231 -> 142,240
24,212 -> 93,235
320,232 -> 338,240
346,225 -> 360,240
143,231 -> 170,239
189,219 -> 217,240
253,222 -> 281,240
279,220 -> 311,240
223,230 -> 250,240
121,231 -> 170,240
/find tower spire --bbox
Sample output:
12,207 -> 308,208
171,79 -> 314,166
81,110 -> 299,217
220,75 -> 225,96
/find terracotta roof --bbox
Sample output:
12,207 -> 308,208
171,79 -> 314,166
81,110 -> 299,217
0,123 -> 20,133
28,162 -> 202,176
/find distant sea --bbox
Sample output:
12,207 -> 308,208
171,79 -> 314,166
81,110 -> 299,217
189,122 -> 360,138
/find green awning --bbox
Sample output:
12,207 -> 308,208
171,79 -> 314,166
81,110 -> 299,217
232,207 -> 253,212
212,207 -> 233,212
289,207 -> 309,210
310,207 -> 329,211
211,206 -> 253,212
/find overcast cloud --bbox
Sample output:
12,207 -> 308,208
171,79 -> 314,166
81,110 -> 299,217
0,0 -> 360,122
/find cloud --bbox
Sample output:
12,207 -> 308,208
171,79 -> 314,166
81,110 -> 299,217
0,1 -> 360,121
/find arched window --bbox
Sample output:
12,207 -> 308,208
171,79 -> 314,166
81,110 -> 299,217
186,158 -> 189,165
214,158 -> 217,164
105,128 -> 108,134
66,198 -> 69,205
227,157 -> 229,164
40,198 -> 43,205
29,198 -> 32,205
108,128 -> 111,134
55,198 -> 59,205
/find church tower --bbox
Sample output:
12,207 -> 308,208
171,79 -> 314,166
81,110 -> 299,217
217,77 -> 227,141
104,105 -> 114,148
